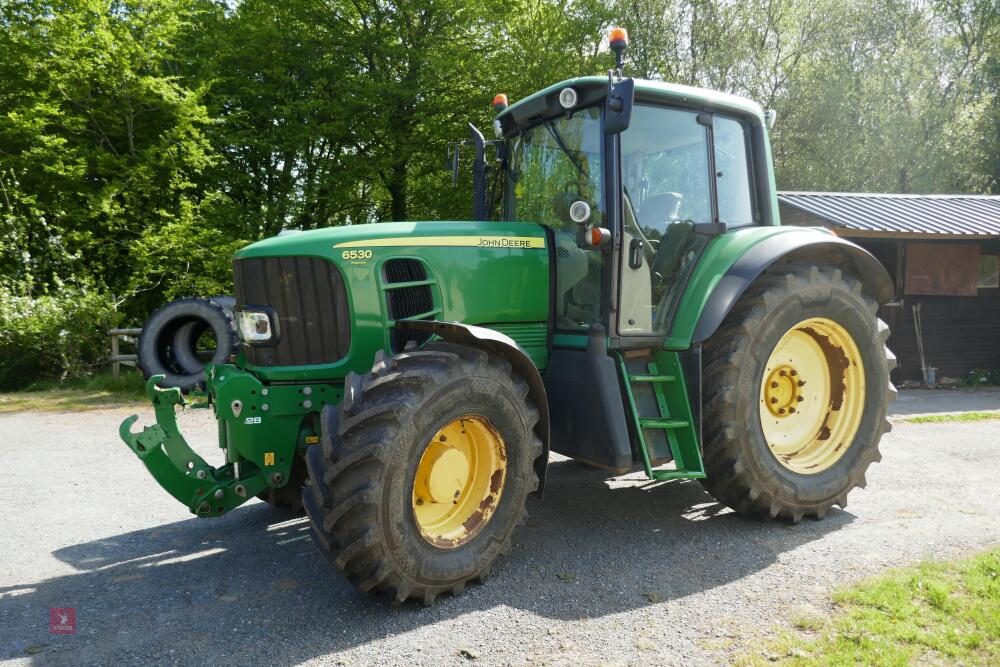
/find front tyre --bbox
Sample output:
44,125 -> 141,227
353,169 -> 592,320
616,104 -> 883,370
302,342 -> 542,604
700,266 -> 896,522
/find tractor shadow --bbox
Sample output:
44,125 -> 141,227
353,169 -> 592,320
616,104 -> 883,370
0,457 -> 853,665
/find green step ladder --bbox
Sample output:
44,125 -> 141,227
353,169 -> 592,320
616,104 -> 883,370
617,352 -> 706,481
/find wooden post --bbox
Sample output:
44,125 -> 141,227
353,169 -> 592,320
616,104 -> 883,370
111,333 -> 120,379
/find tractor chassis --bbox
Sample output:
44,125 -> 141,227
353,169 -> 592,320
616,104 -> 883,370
119,366 -> 338,516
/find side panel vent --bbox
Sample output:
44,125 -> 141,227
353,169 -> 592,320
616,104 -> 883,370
386,285 -> 434,321
380,259 -> 438,353
383,258 -> 427,283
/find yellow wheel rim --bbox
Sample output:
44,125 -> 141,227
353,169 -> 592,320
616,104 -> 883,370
412,414 -> 506,548
759,317 -> 865,475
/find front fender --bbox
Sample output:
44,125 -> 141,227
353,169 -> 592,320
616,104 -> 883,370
403,320 -> 550,496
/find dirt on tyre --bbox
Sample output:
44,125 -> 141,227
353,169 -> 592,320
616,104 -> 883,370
700,265 -> 896,522
302,341 -> 543,605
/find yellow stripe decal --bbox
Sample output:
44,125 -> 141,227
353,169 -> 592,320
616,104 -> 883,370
334,236 -> 545,249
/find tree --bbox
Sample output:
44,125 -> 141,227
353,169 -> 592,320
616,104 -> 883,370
0,0 -> 225,314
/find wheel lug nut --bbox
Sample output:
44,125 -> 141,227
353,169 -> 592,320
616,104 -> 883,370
779,370 -> 787,377
771,381 -> 779,389
797,396 -> 804,402
416,498 -> 424,506
790,370 -> 798,376
778,408 -> 786,414
798,380 -> 806,387
789,407 -> 796,413
770,397 -> 778,404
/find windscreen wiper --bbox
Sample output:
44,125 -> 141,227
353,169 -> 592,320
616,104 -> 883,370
542,119 -> 588,178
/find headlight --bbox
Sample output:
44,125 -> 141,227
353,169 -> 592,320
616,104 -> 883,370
558,87 -> 578,109
236,307 -> 279,346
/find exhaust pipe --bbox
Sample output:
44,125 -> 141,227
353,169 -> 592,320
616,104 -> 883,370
468,123 -> 488,221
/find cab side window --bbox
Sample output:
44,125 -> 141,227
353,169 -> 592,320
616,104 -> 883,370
712,116 -> 755,227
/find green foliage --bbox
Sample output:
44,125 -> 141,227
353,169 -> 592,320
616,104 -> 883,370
745,548 -> 1000,665
2,0 -> 1000,387
0,281 -> 120,389
961,368 -> 1000,387
900,410 -> 1000,423
0,0 -> 225,314
0,370 -> 147,413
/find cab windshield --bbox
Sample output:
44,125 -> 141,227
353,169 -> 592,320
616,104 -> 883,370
505,106 -> 605,331
506,106 -> 603,227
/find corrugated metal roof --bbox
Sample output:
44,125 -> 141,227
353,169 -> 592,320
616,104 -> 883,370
777,191 -> 1000,236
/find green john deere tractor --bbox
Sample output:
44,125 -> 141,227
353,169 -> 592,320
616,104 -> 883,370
120,30 -> 895,605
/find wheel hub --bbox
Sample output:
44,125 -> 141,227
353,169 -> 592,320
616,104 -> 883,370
420,448 -> 469,503
763,364 -> 804,417
758,317 -> 866,475
412,414 -> 506,548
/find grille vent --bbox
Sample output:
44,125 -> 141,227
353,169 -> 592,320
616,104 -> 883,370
381,259 -> 435,352
383,258 -> 427,283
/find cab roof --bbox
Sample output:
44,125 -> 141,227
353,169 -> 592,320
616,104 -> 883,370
496,76 -> 765,133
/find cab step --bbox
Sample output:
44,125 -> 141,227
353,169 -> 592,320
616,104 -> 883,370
638,417 -> 689,430
618,352 -> 705,481
628,374 -> 677,383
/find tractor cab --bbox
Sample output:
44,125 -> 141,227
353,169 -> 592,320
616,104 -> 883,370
489,71 -> 776,348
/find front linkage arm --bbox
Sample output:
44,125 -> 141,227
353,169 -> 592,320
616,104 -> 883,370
119,376 -> 270,517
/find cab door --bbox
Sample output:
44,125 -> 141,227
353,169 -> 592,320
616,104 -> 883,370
615,105 -> 759,341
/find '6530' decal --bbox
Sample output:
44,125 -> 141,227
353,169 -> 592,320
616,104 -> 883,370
341,249 -> 373,260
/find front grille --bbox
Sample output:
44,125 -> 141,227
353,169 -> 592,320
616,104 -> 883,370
234,256 -> 351,366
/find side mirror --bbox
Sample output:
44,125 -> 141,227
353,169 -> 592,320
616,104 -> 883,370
605,77 -> 634,135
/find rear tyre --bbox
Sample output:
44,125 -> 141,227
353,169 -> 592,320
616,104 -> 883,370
700,265 -> 896,522
302,342 -> 543,604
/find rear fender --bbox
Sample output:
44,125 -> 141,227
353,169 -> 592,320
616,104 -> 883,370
403,320 -> 550,496
691,233 -> 893,344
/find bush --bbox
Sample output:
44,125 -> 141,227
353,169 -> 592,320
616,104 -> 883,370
0,283 -> 120,390
961,368 -> 1000,388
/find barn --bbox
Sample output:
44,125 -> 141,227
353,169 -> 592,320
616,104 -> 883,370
778,192 -> 1000,385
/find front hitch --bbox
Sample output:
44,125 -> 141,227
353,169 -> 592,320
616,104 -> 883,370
119,376 -> 269,516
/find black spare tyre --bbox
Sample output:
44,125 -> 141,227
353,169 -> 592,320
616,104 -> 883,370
137,297 -> 239,391
170,296 -> 237,376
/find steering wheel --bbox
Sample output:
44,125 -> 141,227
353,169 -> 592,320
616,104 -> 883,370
649,220 -> 694,285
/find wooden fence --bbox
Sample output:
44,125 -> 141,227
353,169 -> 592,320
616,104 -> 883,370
109,328 -> 142,378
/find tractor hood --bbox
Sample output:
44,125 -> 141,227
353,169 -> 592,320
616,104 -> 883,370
234,220 -> 548,260
231,220 -> 551,382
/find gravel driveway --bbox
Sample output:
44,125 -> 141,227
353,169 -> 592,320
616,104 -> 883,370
1,392 -> 999,666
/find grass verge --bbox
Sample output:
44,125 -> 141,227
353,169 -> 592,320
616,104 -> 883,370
0,372 -> 148,413
899,411 -> 1000,424
743,548 -> 1000,665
